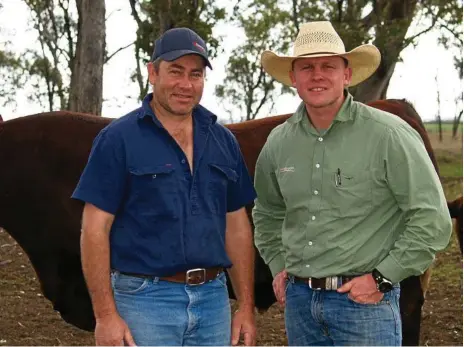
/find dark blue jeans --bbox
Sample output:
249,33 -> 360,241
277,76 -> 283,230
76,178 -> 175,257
111,271 -> 231,346
285,279 -> 402,346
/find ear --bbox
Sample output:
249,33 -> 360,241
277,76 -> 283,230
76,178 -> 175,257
147,62 -> 157,85
344,67 -> 353,87
289,70 -> 297,88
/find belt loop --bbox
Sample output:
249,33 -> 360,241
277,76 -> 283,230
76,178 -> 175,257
289,275 -> 295,284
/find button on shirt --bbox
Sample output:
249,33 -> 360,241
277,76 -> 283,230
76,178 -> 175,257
252,93 -> 452,283
72,93 -> 256,276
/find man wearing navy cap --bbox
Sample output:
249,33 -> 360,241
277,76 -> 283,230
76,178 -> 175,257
72,27 -> 257,346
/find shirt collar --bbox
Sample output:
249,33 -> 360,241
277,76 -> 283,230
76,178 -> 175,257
287,90 -> 355,125
138,93 -> 218,127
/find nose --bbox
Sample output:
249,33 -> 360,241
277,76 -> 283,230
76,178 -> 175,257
311,67 -> 324,81
178,74 -> 194,90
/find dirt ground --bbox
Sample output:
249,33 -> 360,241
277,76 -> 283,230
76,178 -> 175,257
0,227 -> 462,346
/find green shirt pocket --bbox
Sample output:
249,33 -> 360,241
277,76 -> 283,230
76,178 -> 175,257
327,169 -> 373,218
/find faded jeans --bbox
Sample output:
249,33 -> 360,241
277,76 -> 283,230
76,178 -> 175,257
285,278 -> 402,346
111,271 -> 231,346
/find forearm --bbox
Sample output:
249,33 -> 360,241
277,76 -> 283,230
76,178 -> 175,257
80,203 -> 117,319
226,210 -> 255,310
81,228 -> 116,318
376,205 -> 452,283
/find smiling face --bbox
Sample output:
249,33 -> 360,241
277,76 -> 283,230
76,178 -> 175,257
147,54 -> 205,118
289,56 -> 352,112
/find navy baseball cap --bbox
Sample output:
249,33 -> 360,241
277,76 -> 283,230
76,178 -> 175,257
152,27 -> 212,69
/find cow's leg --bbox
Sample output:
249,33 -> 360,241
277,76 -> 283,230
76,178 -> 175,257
399,275 -> 425,346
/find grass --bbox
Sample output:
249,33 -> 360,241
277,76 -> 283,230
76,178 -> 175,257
425,122 -> 462,134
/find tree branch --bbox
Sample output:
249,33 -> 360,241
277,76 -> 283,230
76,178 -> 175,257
292,0 -> 300,32
105,42 -> 134,64
128,0 -> 143,27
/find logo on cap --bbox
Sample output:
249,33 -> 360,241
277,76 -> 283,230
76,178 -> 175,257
193,41 -> 205,52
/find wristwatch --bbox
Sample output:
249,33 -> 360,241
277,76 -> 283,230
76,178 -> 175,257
372,268 -> 393,293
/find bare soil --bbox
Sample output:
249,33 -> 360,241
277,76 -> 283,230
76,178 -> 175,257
0,226 -> 462,346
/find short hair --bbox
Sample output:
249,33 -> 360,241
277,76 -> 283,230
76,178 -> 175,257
153,57 -> 163,73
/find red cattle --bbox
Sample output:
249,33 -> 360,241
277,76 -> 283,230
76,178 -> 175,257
448,196 -> 463,253
0,100 -> 460,346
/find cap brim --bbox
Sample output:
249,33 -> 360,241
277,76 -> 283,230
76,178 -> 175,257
160,49 -> 212,69
261,45 -> 380,87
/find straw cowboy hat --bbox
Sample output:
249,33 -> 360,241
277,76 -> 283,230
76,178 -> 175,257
261,21 -> 381,87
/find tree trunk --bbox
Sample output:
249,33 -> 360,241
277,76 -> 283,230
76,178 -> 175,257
350,61 -> 396,103
452,110 -> 462,139
69,0 -> 105,116
351,0 -> 418,103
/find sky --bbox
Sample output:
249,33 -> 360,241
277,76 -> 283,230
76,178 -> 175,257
0,0 -> 462,122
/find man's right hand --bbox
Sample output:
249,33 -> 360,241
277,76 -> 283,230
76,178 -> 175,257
272,270 -> 288,307
95,313 -> 136,346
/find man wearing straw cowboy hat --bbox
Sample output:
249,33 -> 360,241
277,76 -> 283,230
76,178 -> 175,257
253,21 -> 451,346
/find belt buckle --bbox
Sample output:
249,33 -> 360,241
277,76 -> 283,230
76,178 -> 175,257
325,276 -> 339,290
186,268 -> 206,286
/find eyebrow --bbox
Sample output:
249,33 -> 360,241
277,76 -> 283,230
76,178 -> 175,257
169,63 -> 203,73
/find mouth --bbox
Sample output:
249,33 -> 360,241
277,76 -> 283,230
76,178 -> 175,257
308,87 -> 328,92
172,94 -> 193,101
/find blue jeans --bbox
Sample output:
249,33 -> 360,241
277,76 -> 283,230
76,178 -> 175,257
111,271 -> 231,346
285,278 -> 402,346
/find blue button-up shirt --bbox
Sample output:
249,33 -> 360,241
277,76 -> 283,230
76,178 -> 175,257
72,94 -> 256,276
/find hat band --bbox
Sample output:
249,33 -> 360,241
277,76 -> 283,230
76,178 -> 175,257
297,51 -> 342,57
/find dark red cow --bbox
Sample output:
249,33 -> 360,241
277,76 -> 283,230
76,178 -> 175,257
448,196 -> 463,253
0,100 -> 460,345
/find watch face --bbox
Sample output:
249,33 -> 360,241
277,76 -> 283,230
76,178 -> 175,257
378,281 -> 393,293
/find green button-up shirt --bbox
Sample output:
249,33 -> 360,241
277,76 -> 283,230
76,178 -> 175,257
252,94 -> 452,283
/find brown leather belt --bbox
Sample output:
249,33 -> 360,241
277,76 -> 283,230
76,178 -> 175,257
293,275 -> 355,290
118,267 -> 224,286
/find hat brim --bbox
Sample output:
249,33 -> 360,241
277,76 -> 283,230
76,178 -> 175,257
160,49 -> 213,69
261,45 -> 380,87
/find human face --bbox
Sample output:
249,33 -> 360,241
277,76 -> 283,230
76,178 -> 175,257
147,54 -> 205,117
289,56 -> 352,111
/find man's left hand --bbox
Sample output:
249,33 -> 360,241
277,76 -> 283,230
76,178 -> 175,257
337,273 -> 383,304
231,307 -> 256,346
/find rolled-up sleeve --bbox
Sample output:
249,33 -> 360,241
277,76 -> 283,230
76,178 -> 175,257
252,142 -> 287,277
72,127 -> 127,215
376,125 -> 452,283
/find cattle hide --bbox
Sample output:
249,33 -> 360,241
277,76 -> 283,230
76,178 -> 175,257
0,101 -> 460,345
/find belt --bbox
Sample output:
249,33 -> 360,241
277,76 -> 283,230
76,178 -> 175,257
118,267 -> 224,286
293,275 -> 355,290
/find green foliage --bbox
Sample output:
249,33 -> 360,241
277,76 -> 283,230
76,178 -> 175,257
0,0 -> 77,111
216,0 -> 297,121
218,0 -> 463,120
0,50 -> 25,107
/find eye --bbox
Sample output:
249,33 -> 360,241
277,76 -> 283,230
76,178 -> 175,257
170,70 -> 182,76
191,72 -> 203,79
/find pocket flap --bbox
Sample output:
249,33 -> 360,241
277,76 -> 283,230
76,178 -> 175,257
130,165 -> 174,176
209,164 -> 238,182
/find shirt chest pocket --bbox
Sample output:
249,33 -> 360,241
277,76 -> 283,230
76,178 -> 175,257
208,163 -> 238,215
327,169 -> 373,217
129,165 -> 178,218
